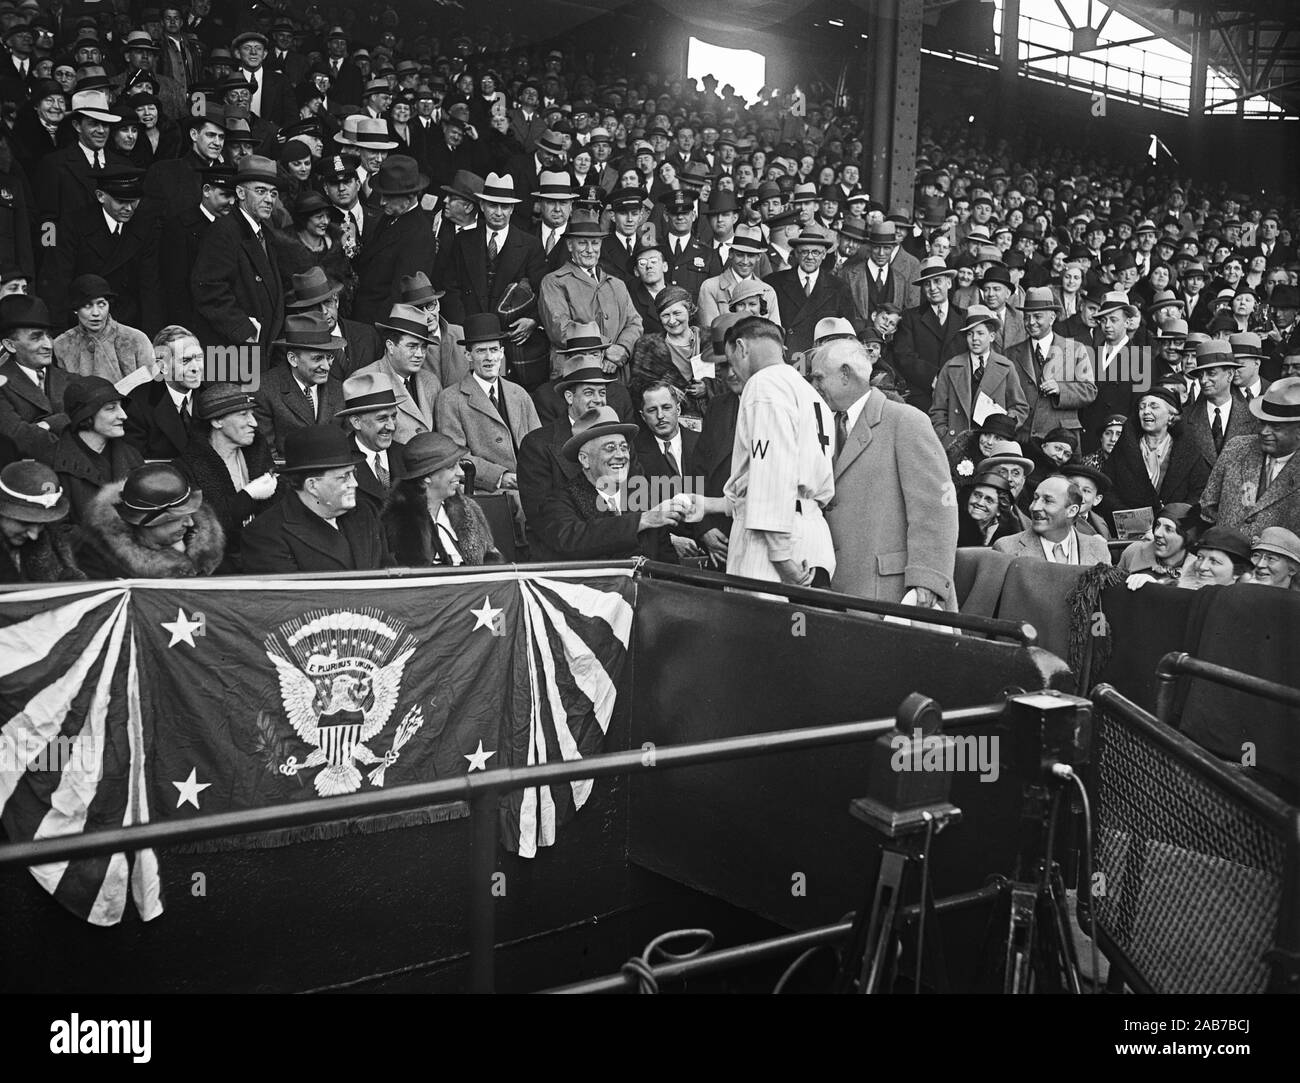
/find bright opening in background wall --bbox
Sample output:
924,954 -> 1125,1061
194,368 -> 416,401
686,37 -> 767,104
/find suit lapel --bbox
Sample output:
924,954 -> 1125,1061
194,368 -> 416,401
284,496 -> 350,567
834,390 -> 879,480
279,371 -> 316,424
0,359 -> 50,411
463,376 -> 504,428
155,392 -> 188,451
1255,447 -> 1298,511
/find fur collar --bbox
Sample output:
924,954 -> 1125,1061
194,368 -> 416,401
79,480 -> 225,578
381,486 -> 501,567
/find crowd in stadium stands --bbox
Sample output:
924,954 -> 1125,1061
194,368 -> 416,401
0,0 -> 1298,596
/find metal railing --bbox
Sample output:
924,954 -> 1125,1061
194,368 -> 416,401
1154,651 -> 1300,727
0,699 -> 1009,993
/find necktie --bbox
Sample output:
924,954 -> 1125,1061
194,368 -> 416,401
247,72 -> 259,95
18,59 -> 25,78
304,383 -> 317,419
488,383 -> 504,419
803,274 -> 812,296
407,376 -> 419,410
544,229 -> 556,254
33,369 -> 44,394
1053,542 -> 1068,564
834,411 -> 849,462
94,151 -> 104,170
662,439 -> 681,477
1211,406 -> 1224,452
674,238 -> 683,257
972,359 -> 984,389
180,394 -> 192,426
487,232 -> 499,262
112,223 -> 122,237
1035,341 -> 1047,375
332,59 -> 340,75
375,453 -> 390,489
875,266 -> 885,290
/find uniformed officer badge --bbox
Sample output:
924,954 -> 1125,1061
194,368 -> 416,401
692,256 -> 705,270
266,609 -> 425,796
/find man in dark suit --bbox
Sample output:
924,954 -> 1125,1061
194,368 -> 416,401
191,155 -> 285,354
252,315 -> 347,457
534,170 -> 577,275
441,172 -> 549,389
321,26 -> 364,109
0,296 -> 71,463
335,371 -> 400,513
425,115 -> 474,198
38,168 -> 163,334
142,105 -> 228,220
764,230 -> 858,357
266,19 -> 309,88
233,30 -> 291,128
893,257 -> 968,415
241,426 -> 389,573
350,155 -> 435,326
123,327 -> 203,460
599,187 -> 648,285
35,90 -> 131,226
659,189 -> 721,301
634,378 -> 703,560
159,165 -> 236,333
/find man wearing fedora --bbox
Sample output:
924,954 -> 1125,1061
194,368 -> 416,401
440,172 -> 548,389
534,170 -> 577,275
335,371 -> 401,512
38,166 -> 162,334
1230,332 -> 1270,401
839,221 -> 916,325
253,313 -> 346,456
426,114 -> 474,198
1183,339 -> 1258,468
241,424 -> 388,574
764,229 -> 857,358
698,228 -> 781,331
1007,286 -> 1096,444
76,461 -> 225,579
350,154 -> 435,326
530,324 -> 637,425
992,473 -> 1112,565
0,295 -> 70,462
389,271 -> 469,388
110,29 -> 186,122
351,304 -> 440,444
282,266 -> 378,380
1078,290 -> 1146,450
540,216 -> 643,379
0,460 -> 85,584
894,256 -> 968,415
158,162 -> 237,331
435,313 -> 541,493
191,154 -> 285,354
533,405 -> 681,562
141,103 -> 227,219
430,169 -> 483,281
178,383 -> 277,570
1201,377 -> 1300,538
930,304 -> 1028,446
35,88 -> 132,225
978,264 -> 1027,354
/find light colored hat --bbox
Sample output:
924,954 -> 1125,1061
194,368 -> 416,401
478,172 -> 521,204
813,317 -> 857,343
977,440 -> 1034,474
916,256 -> 957,281
1248,376 -> 1300,424
1251,527 -> 1300,566
1096,291 -> 1138,318
959,304 -> 1002,332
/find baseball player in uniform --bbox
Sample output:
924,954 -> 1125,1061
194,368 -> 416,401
685,316 -> 836,588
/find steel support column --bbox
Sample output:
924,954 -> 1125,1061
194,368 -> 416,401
999,0 -> 1022,140
868,0 -> 923,216
1189,7 -> 1208,167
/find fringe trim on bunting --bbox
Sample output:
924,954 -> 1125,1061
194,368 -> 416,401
167,801 -> 470,854
1067,565 -> 1129,689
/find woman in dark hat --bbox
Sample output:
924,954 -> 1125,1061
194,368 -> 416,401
270,190 -> 352,298
1118,501 -> 1199,582
946,411 -> 1019,486
52,376 -> 145,522
1177,525 -> 1253,588
107,104 -> 142,163
124,90 -> 178,166
381,432 -> 501,567
10,76 -> 64,176
178,384 -> 278,572
52,274 -> 154,382
1102,385 -> 1210,529
269,137 -> 315,229
0,459 -> 85,584
956,470 -> 1019,547
75,461 -> 224,579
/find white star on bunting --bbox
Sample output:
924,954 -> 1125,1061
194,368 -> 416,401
470,595 -> 503,632
172,768 -> 211,810
464,741 -> 496,772
160,608 -> 203,648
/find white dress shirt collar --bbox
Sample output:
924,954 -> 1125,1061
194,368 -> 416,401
844,389 -> 871,434
1039,529 -> 1078,563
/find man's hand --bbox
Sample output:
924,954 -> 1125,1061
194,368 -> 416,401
508,316 -> 536,344
639,499 -> 684,531
1039,376 -> 1059,396
910,586 -> 938,609
603,344 -> 627,372
670,534 -> 700,560
685,380 -> 707,398
699,527 -> 728,562
775,558 -> 811,586
498,471 -> 518,490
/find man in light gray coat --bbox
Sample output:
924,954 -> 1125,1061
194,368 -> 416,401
808,337 -> 958,607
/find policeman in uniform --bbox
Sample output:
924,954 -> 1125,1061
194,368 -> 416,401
685,316 -> 835,588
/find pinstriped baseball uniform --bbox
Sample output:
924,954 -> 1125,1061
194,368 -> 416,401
724,363 -> 836,584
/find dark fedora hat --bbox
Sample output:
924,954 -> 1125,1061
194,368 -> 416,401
978,264 -> 1013,288
280,425 -> 363,474
67,274 -> 116,311
836,217 -> 870,244
370,154 -> 429,196
565,217 -> 607,239
0,460 -> 69,523
116,462 -> 203,525
440,168 -> 484,201
398,432 -> 467,480
561,406 -> 639,461
1062,457 -> 1111,492
195,383 -> 258,422
273,313 -> 346,352
285,266 -> 343,310
399,272 -> 444,306
234,154 -> 280,187
0,295 -> 52,333
458,312 -> 507,346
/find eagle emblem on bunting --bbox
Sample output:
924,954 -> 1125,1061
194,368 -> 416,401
265,609 -> 425,796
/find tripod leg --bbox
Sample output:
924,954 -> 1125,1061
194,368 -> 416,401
1004,884 -> 1038,994
860,851 -> 907,994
